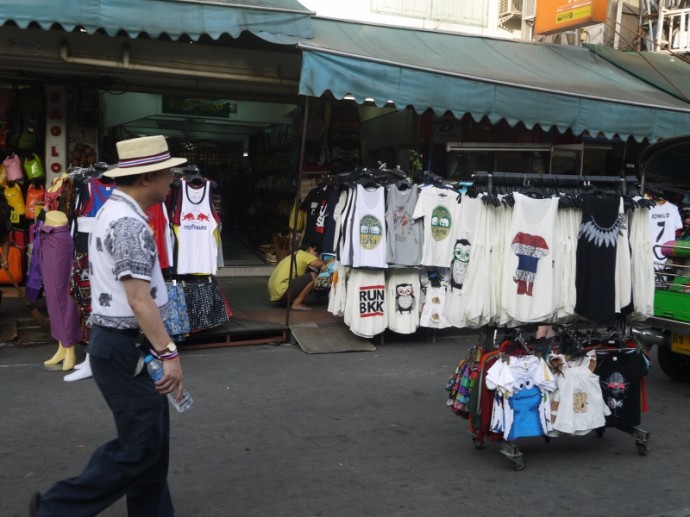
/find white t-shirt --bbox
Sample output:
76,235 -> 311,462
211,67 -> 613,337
648,200 -> 682,269
412,186 -> 462,267
386,268 -> 421,334
344,269 -> 387,338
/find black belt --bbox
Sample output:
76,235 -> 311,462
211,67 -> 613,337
93,325 -> 140,337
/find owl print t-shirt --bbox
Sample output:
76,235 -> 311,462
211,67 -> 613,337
385,268 -> 421,334
88,190 -> 170,330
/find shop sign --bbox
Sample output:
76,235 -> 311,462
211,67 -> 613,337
535,0 -> 608,35
44,84 -> 67,185
161,97 -> 236,118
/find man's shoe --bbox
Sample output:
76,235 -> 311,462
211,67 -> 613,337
29,492 -> 40,516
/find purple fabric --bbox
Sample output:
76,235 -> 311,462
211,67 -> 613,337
25,219 -> 44,301
39,224 -> 82,347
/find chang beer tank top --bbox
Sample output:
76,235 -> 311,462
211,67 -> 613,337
501,193 -> 558,323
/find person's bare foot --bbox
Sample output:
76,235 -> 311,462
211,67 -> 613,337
291,305 -> 312,311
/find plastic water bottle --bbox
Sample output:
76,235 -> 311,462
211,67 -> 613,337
144,354 -> 193,412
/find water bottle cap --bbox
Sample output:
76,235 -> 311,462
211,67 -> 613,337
144,354 -> 154,363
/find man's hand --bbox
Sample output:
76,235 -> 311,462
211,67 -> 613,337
154,356 -> 184,401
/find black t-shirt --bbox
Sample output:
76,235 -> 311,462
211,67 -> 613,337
301,186 -> 333,248
575,193 -> 621,323
595,349 -> 649,429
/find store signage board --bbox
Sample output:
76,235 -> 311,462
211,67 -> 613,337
44,84 -> 67,185
161,97 -> 236,118
534,0 -> 608,35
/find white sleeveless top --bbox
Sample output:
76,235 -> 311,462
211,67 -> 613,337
351,184 -> 388,268
176,180 -> 219,275
500,193 -> 558,323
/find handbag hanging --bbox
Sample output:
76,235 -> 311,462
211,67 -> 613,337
3,154 -> 22,182
23,153 -> 45,180
25,182 -> 45,220
3,182 -> 26,221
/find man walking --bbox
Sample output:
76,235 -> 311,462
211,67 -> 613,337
31,135 -> 187,516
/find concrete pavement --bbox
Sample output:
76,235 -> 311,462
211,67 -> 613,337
3,294 -> 690,516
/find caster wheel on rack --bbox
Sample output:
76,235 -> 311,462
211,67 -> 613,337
595,428 -> 605,438
472,438 -> 484,450
512,457 -> 526,471
636,442 -> 648,456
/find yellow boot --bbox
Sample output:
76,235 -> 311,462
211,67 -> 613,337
44,343 -> 67,366
62,346 -> 77,372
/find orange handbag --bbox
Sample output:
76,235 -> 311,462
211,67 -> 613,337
0,245 -> 24,285
25,183 -> 45,220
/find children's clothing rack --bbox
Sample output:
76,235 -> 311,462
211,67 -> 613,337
444,170 -> 651,470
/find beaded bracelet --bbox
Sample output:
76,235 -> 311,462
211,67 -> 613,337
160,350 -> 179,361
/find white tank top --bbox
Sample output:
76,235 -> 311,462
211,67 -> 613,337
351,184 -> 388,268
176,180 -> 219,275
501,193 -> 558,323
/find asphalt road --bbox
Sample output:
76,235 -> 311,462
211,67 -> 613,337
2,336 -> 690,517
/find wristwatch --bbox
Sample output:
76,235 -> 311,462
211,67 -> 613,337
162,342 -> 178,355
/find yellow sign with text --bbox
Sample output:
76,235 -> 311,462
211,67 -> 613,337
535,0 -> 608,35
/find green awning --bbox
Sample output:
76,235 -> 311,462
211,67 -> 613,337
585,44 -> 690,104
263,19 -> 690,142
0,0 -> 314,40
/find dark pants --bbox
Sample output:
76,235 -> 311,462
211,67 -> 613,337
38,325 -> 174,516
277,272 -> 315,306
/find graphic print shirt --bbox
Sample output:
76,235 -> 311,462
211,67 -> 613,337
412,186 -> 462,267
88,191 -> 170,329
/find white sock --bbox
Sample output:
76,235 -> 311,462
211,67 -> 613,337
64,355 -> 92,382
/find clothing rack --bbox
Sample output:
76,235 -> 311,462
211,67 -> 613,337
449,325 -> 650,470
470,171 -> 640,195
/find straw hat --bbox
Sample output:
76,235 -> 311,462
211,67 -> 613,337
105,135 -> 187,178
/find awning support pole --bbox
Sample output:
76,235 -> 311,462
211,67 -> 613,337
284,95 -> 310,330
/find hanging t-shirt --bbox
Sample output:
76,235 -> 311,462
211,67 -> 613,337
615,198 -> 632,313
501,193 -> 558,324
351,184 -> 388,268
444,196 -> 483,328
595,349 -> 649,429
385,268 -> 421,334
338,187 -> 357,266
301,185 -> 333,248
175,180 -> 219,275
575,194 -> 622,324
385,184 -> 422,266
320,187 -> 341,254
344,268 -> 386,338
145,203 -> 174,270
485,355 -> 556,441
648,200 -> 682,269
412,186 -> 462,268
